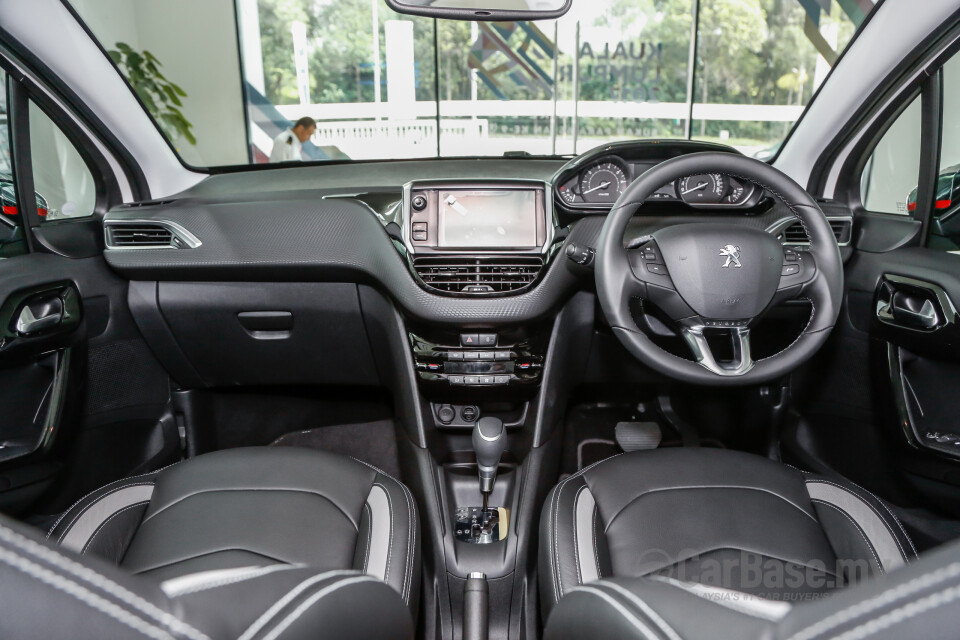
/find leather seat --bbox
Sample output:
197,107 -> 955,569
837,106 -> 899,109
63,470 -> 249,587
0,446 -> 419,639
540,448 -> 918,632
543,538 -> 960,640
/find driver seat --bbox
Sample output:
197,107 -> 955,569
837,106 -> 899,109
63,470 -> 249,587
540,448 -> 917,621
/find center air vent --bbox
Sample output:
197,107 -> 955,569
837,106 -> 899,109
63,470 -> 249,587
104,221 -> 201,249
779,219 -> 852,246
413,256 -> 544,295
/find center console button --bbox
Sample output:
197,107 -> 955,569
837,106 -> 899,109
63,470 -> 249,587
494,375 -> 510,384
478,351 -> 495,361
461,333 -> 479,347
463,352 -> 479,360
477,333 -> 497,346
479,375 -> 495,385
494,351 -> 511,360
448,375 -> 464,385
464,376 -> 480,385
447,351 -> 463,361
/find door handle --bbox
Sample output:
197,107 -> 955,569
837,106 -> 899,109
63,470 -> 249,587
875,275 -> 956,332
16,298 -> 63,336
890,298 -> 938,330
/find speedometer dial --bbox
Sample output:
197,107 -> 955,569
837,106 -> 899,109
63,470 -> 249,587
678,173 -> 725,204
579,161 -> 628,204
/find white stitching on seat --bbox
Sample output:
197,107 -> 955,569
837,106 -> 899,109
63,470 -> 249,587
81,501 -> 151,556
237,570 -> 362,640
163,564 -> 306,598
594,581 -> 683,640
360,502 -> 372,574
604,484 -> 819,534
371,481 -> 395,589
846,484 -> 918,560
593,506 -> 602,579
807,479 -> 910,563
55,483 -> 156,544
811,499 -> 884,576
553,475 -> 568,602
784,562 -> 960,640
648,575 -> 791,622
572,484 -> 586,586
47,462 -> 180,539
403,480 -> 415,603
348,456 -> 416,603
260,575 -> 379,640
826,583 -> 960,640
141,488 -> 360,530
552,454 -> 626,604
0,545 -> 180,640
566,585 -> 660,639
0,522 -> 208,640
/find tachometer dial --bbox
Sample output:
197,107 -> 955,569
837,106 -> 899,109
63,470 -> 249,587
722,177 -> 755,205
557,176 -> 579,205
580,161 -> 628,204
678,173 -> 725,204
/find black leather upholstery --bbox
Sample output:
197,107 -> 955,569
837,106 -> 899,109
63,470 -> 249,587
0,515 -> 413,640
540,448 -> 917,619
545,538 -> 960,640
6,446 -> 422,639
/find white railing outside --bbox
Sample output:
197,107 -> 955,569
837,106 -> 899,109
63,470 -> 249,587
269,100 -> 804,159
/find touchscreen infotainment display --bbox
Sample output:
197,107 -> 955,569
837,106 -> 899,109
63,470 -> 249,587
437,189 -> 539,248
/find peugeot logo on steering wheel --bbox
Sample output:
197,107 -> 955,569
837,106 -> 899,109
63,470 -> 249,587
720,244 -> 742,268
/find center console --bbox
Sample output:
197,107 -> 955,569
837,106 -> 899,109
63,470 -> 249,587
378,180 -> 589,639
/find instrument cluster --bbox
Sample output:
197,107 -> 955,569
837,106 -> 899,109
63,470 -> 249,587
555,155 -> 762,211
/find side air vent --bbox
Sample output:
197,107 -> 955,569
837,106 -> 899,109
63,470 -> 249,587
413,256 -> 545,295
779,219 -> 852,246
116,199 -> 176,209
104,221 -> 201,249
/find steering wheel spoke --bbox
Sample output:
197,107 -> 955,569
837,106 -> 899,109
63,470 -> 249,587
679,321 -> 754,377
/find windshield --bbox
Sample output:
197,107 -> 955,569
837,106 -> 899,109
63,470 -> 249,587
68,0 -> 877,167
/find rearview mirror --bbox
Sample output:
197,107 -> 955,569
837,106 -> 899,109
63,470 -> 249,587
383,0 -> 571,21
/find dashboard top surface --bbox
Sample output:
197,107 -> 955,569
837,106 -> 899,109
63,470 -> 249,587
177,158 -> 566,200
102,140 -> 851,323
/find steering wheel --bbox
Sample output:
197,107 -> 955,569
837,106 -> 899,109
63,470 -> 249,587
595,152 -> 843,386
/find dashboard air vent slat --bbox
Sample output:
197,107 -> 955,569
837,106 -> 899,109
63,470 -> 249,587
780,219 -> 852,246
104,221 -> 201,249
413,256 -> 544,294
108,225 -> 174,247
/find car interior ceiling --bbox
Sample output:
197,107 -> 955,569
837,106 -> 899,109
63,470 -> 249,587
6,0 -> 960,639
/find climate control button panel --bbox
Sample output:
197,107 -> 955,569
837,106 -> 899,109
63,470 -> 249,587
409,328 -> 547,388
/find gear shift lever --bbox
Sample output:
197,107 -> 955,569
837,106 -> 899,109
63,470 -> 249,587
472,417 -> 505,511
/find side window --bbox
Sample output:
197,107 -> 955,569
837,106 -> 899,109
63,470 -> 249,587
0,69 -> 26,257
860,96 -> 922,215
931,54 -> 960,249
28,101 -> 96,221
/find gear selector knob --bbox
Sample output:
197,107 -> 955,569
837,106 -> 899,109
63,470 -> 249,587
473,417 -> 505,496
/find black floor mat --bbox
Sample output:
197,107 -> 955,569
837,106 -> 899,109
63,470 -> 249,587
271,419 -> 401,479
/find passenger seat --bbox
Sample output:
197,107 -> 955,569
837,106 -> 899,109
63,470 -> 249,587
1,447 -> 419,639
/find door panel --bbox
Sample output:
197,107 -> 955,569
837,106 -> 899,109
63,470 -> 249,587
0,251 -> 176,516
842,246 -> 960,517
